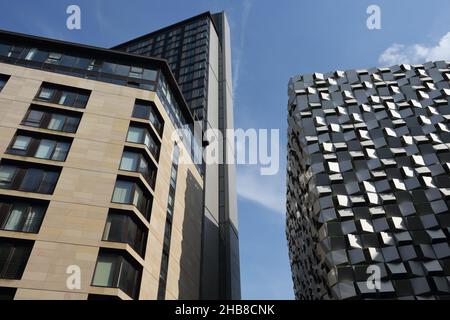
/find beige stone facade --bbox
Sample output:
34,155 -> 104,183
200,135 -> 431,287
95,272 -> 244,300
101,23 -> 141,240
0,62 -> 204,300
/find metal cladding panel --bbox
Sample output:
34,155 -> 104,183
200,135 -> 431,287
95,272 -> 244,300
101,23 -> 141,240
287,61 -> 450,300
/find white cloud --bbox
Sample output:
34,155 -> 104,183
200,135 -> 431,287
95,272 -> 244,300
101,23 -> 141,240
379,32 -> 450,66
237,167 -> 285,215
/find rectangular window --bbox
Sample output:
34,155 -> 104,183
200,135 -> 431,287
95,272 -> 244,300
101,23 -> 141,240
7,45 -> 26,59
0,166 -> 16,189
59,55 -> 77,67
115,64 -> 130,77
129,66 -> 143,79
92,251 -> 141,299
0,74 -> 9,92
0,287 -> 16,300
0,198 -> 48,233
132,100 -> 163,136
112,180 -> 133,204
102,210 -> 146,257
8,134 -> 72,162
36,83 -> 90,109
111,179 -> 152,220
24,48 -> 47,62
0,238 -> 34,280
120,151 -> 140,172
0,163 -> 60,195
22,107 -> 81,133
157,144 -> 180,300
126,124 -> 160,159
119,149 -> 156,188
11,136 -> 32,154
45,52 -> 62,65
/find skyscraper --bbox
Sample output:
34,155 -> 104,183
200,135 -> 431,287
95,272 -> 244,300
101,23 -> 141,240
114,12 -> 240,300
287,61 -> 450,299
0,26 -> 208,300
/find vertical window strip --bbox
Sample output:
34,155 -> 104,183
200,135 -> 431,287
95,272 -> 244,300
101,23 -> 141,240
157,144 -> 180,300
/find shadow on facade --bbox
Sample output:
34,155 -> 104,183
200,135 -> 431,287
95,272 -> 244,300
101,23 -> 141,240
178,170 -> 205,299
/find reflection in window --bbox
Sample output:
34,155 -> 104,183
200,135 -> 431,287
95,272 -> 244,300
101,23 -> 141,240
92,252 -> 141,299
22,107 -> 81,134
111,180 -> 152,220
0,199 -> 47,233
126,125 -> 159,159
120,150 -> 156,188
36,83 -> 90,109
132,100 -> 163,135
8,134 -> 71,162
102,210 -> 146,257
0,163 -> 60,195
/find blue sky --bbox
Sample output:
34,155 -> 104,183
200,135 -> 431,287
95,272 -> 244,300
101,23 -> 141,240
2,0 -> 450,300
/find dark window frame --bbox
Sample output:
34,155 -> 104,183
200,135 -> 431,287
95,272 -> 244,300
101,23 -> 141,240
119,147 -> 157,189
111,178 -> 152,221
0,74 -> 10,92
0,238 -> 34,280
0,161 -> 61,195
91,250 -> 142,299
0,197 -> 48,234
21,105 -> 82,134
131,100 -> 164,136
35,83 -> 90,109
102,209 -> 148,257
7,131 -> 72,162
126,123 -> 160,160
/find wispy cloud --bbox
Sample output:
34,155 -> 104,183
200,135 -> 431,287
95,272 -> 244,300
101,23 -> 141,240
232,0 -> 253,92
379,32 -> 450,66
237,166 -> 285,215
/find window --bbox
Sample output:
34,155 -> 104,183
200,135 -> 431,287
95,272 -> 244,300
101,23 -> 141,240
0,41 -> 161,93
157,144 -> 179,300
7,45 -> 25,59
22,107 -> 81,133
11,136 -> 31,153
0,163 -> 60,194
120,152 -> 140,172
111,180 -> 152,220
132,100 -> 164,135
102,210 -> 147,257
120,149 -> 156,188
0,166 -> 16,189
115,64 -> 130,77
36,83 -> 90,109
0,287 -> 16,300
45,52 -> 62,65
92,251 -> 141,299
129,67 -> 143,79
8,134 -> 72,162
0,238 -> 33,280
24,48 -> 48,62
0,198 -> 47,233
101,62 -> 117,74
38,87 -> 54,100
126,125 -> 160,159
0,74 -> 9,92
59,55 -> 77,67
